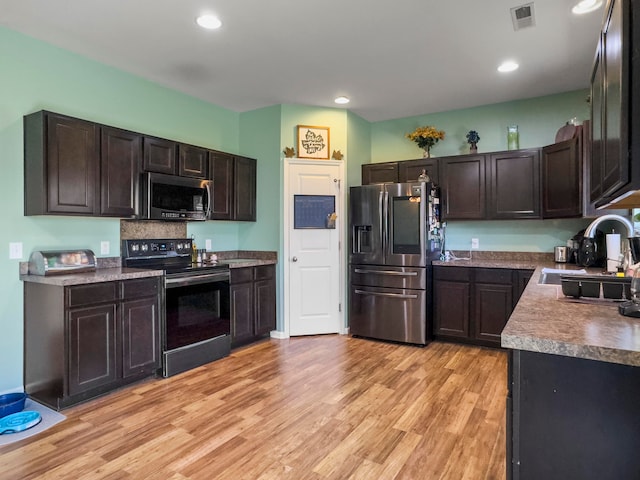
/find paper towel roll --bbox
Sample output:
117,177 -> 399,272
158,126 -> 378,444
606,233 -> 621,272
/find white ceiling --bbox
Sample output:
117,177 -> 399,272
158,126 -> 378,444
0,0 -> 604,122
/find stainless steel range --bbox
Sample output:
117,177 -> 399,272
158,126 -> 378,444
122,238 -> 230,377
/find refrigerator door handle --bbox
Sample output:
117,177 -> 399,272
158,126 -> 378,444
354,289 -> 419,300
353,269 -> 418,276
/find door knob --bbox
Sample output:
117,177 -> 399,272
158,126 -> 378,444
292,256 -> 298,262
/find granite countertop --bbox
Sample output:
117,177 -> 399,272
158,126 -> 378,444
20,250 -> 278,285
20,267 -> 164,286
432,250 -> 552,270
501,266 -> 640,367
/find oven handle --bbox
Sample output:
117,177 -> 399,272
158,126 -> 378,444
353,269 -> 418,276
165,272 -> 230,288
354,289 -> 418,299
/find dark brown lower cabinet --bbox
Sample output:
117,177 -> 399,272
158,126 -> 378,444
24,277 -> 161,410
508,349 -> 640,479
434,266 -> 533,347
230,265 -> 276,348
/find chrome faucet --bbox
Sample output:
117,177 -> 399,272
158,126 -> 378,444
583,214 -> 634,238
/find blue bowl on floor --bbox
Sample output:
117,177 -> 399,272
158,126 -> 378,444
0,393 -> 27,419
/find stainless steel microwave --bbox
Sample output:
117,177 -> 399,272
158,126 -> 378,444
141,172 -> 212,221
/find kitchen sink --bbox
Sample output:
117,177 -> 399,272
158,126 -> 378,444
538,269 -> 588,285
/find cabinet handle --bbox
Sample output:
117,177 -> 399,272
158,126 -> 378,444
292,256 -> 298,262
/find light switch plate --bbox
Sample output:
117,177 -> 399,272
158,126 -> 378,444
100,241 -> 110,255
9,242 -> 22,259
471,238 -> 479,249
205,239 -> 212,250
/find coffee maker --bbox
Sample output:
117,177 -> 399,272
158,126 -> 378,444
569,229 -> 606,267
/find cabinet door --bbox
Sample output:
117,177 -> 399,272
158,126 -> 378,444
488,149 -> 540,219
514,269 -> 534,308
255,266 -> 276,336
601,0 -> 629,198
440,155 -> 486,219
398,159 -> 439,185
590,46 -> 604,203
68,303 -> 118,396
230,282 -> 254,347
434,279 -> 470,338
234,156 -> 257,221
100,127 -> 141,217
46,113 -> 99,215
474,282 -> 513,345
121,296 -> 160,378
178,144 -> 208,178
542,137 -> 582,218
143,136 -> 177,175
210,151 -> 233,220
361,163 -> 399,185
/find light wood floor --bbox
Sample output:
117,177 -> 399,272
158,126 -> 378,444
1,336 -> 507,480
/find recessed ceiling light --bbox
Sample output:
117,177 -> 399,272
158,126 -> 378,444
196,14 -> 222,30
572,0 -> 603,14
334,96 -> 350,105
498,61 -> 519,73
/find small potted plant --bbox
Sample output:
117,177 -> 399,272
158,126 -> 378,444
466,130 -> 480,154
406,126 -> 445,158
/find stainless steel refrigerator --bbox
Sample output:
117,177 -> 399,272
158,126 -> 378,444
349,182 -> 441,345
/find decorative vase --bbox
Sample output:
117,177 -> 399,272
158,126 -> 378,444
470,143 -> 478,154
423,147 -> 431,158
507,125 -> 519,150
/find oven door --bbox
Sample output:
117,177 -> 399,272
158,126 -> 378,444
164,271 -> 230,351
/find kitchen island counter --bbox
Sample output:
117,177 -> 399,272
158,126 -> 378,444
501,266 -> 640,367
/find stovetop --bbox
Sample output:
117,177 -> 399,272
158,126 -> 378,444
121,238 -> 228,276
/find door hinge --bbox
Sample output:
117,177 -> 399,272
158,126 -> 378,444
339,303 -> 342,312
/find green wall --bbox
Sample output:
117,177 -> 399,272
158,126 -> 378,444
0,24 -> 600,393
371,89 -> 590,161
0,26 -> 247,393
369,89 -> 593,251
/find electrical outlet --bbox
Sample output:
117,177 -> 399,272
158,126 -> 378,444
205,239 -> 212,250
471,238 -> 480,249
9,242 -> 22,259
100,241 -> 110,255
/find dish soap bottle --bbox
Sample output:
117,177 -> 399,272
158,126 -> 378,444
191,241 -> 198,264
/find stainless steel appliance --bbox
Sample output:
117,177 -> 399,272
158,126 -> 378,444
28,249 -> 96,275
122,238 -> 230,376
349,182 -> 441,345
141,172 -> 212,221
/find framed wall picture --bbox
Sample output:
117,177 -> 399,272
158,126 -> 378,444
297,125 -> 330,159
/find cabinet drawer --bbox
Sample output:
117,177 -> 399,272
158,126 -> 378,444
434,266 -> 471,282
121,277 -> 159,300
475,268 -> 513,284
67,282 -> 118,308
254,265 -> 274,281
230,267 -> 253,284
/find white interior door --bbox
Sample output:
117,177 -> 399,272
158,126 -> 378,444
287,161 -> 343,336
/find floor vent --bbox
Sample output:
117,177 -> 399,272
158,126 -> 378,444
511,2 -> 535,31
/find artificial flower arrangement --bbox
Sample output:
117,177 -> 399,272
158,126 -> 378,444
466,130 -> 480,153
466,130 -> 480,145
406,125 -> 445,157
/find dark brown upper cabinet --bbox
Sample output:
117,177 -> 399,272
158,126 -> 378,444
25,111 -> 99,216
361,162 -> 399,184
542,132 -> 582,218
487,149 -> 541,220
590,0 -> 640,208
398,158 -> 439,185
440,154 -> 486,220
178,144 -> 209,179
143,136 -> 177,175
25,111 -> 138,218
210,151 -> 256,221
100,127 -> 141,217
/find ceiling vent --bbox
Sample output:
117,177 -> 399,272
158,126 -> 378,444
511,3 -> 536,31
